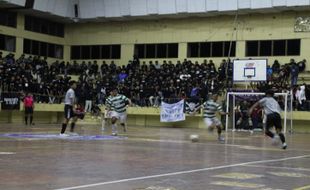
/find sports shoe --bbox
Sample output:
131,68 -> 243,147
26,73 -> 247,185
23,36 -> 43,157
112,132 -> 118,136
218,136 -> 225,143
282,143 -> 287,150
59,133 -> 69,137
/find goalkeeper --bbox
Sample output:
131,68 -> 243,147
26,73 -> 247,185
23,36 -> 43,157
248,89 -> 287,149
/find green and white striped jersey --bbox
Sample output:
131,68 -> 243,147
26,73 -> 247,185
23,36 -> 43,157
106,94 -> 129,113
202,99 -> 223,118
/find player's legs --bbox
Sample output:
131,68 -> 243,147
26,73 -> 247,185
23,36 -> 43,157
119,112 -> 127,132
29,107 -> 34,125
273,113 -> 287,149
110,111 -> 119,135
265,114 -> 275,139
204,118 -> 215,132
204,118 -> 224,142
70,116 -> 78,132
213,118 -> 224,141
24,108 -> 29,125
61,105 -> 72,134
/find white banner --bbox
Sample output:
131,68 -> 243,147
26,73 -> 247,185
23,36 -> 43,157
160,100 -> 185,122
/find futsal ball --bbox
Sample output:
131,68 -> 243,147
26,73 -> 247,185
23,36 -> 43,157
190,134 -> 199,142
271,135 -> 280,146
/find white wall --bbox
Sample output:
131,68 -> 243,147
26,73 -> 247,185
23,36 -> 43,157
5,0 -> 308,20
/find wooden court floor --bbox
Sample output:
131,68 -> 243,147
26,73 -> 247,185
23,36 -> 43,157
0,123 -> 310,190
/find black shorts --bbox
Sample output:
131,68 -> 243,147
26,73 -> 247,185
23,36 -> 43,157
64,105 -> 75,119
25,107 -> 33,114
266,113 -> 282,130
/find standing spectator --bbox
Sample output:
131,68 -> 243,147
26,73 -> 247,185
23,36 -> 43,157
85,84 -> 93,112
272,60 -> 280,73
23,92 -> 34,125
298,84 -> 307,110
290,59 -> 299,87
298,59 -> 306,72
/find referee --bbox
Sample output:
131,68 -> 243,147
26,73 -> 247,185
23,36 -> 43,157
249,89 -> 287,149
60,81 -> 78,136
23,92 -> 34,125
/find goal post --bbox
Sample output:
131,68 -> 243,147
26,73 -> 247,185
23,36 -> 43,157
225,92 -> 293,133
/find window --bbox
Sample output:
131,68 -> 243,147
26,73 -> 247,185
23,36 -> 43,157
55,45 -> 63,59
23,39 -> 31,54
146,44 -> 155,58
135,44 -> 145,58
212,42 -> 223,57
111,45 -> 120,59
187,41 -> 236,58
91,45 -> 100,59
156,44 -> 167,58
260,40 -> 272,56
71,46 -> 81,59
273,40 -> 286,56
81,46 -> 90,59
0,10 -> 17,28
168,43 -> 178,58
23,38 -> 63,58
0,34 -> 16,52
224,41 -> 236,57
32,40 -> 39,55
24,15 -> 64,37
246,41 -> 259,57
134,43 -> 179,59
287,39 -> 300,56
48,43 -> 55,57
70,45 -> 121,60
188,43 -> 199,58
101,45 -> 111,59
246,39 -> 301,56
40,42 -> 48,57
200,43 -> 211,57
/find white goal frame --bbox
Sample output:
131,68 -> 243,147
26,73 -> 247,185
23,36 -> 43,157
225,92 -> 292,133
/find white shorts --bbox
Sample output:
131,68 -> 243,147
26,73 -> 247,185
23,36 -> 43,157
204,117 -> 222,128
104,110 -> 112,119
110,111 -> 127,123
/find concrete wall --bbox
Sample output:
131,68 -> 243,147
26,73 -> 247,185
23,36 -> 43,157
66,11 -> 310,69
1,103 -> 309,132
1,11 -> 310,68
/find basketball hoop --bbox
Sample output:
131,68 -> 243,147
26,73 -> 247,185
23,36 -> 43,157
246,75 -> 252,79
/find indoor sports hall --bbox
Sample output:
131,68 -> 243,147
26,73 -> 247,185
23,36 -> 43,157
0,0 -> 310,190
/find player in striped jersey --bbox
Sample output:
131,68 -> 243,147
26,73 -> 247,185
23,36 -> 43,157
195,94 -> 229,142
106,88 -> 132,136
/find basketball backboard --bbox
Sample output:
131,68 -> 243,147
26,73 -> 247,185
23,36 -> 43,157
233,59 -> 267,82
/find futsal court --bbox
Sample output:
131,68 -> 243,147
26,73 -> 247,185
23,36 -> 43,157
1,0 -> 310,189
0,123 -> 309,190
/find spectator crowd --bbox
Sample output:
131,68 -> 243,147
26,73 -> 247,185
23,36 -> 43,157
0,51 -> 309,111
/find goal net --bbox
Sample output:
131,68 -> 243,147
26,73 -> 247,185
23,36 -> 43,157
225,92 -> 293,133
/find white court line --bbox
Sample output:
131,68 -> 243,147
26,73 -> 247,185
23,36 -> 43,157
54,154 -> 310,190
245,164 -> 310,172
